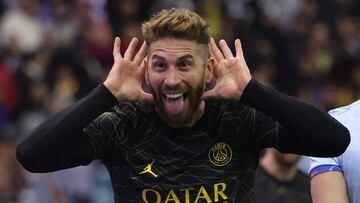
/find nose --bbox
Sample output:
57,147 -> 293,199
164,67 -> 181,87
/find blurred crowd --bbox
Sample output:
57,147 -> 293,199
0,0 -> 359,202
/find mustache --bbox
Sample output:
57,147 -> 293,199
147,82 -> 205,104
142,82 -> 187,94
161,86 -> 186,93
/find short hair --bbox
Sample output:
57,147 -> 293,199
141,8 -> 210,45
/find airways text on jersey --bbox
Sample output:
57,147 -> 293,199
141,182 -> 229,203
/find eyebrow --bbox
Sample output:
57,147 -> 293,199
151,54 -> 165,61
178,54 -> 194,61
151,54 -> 194,61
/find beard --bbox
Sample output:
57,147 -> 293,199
149,80 -> 205,127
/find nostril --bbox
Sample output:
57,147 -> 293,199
164,77 -> 180,87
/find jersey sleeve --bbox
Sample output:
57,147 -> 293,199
308,156 -> 342,178
249,109 -> 283,150
83,104 -> 136,161
16,84 -> 119,172
240,79 -> 350,157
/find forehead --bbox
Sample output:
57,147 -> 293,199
148,38 -> 205,60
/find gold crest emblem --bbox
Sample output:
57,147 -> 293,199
208,142 -> 232,166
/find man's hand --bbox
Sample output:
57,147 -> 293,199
203,38 -> 252,100
104,37 -> 153,102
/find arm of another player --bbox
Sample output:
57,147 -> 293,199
311,171 -> 349,203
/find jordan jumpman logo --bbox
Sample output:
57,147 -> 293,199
139,160 -> 158,177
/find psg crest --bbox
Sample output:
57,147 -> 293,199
208,142 -> 232,166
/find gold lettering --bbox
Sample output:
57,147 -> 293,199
141,182 -> 228,203
142,189 -> 161,203
214,182 -> 228,202
180,188 -> 195,203
164,190 -> 180,203
194,186 -> 212,203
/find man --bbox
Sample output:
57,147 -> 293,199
255,149 -> 311,203
17,8 -> 349,203
309,99 -> 360,203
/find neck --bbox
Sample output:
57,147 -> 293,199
157,101 -> 205,128
260,151 -> 298,182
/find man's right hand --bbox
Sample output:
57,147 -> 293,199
104,37 -> 153,102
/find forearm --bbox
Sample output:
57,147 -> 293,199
240,79 -> 350,157
16,84 -> 118,172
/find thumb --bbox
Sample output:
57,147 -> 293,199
202,88 -> 218,100
140,90 -> 154,103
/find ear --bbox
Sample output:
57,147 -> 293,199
205,57 -> 214,83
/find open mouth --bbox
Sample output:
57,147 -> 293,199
164,93 -> 188,101
162,93 -> 188,115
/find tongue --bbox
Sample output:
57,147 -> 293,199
165,97 -> 184,115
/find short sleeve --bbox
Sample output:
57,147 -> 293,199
308,156 -> 342,178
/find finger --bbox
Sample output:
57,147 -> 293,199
209,37 -> 224,62
136,59 -> 146,79
136,60 -> 153,103
124,38 -> 139,61
201,88 -> 218,100
133,41 -> 147,65
235,39 -> 243,57
113,37 -> 122,59
219,39 -> 233,58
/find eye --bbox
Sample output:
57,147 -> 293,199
152,61 -> 167,71
178,60 -> 192,70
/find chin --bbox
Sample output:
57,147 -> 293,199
161,109 -> 192,127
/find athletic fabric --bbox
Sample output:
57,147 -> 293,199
17,79 -> 350,202
309,99 -> 360,203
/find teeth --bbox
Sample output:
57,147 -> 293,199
166,93 -> 183,99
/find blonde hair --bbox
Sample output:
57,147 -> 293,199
141,8 -> 210,45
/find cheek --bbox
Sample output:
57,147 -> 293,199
147,72 -> 163,88
187,70 -> 206,86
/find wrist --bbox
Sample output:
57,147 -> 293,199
239,78 -> 259,103
237,76 -> 252,100
103,81 -> 124,102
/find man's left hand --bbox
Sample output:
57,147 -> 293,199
203,38 -> 252,100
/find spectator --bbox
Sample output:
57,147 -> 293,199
255,149 -> 311,203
